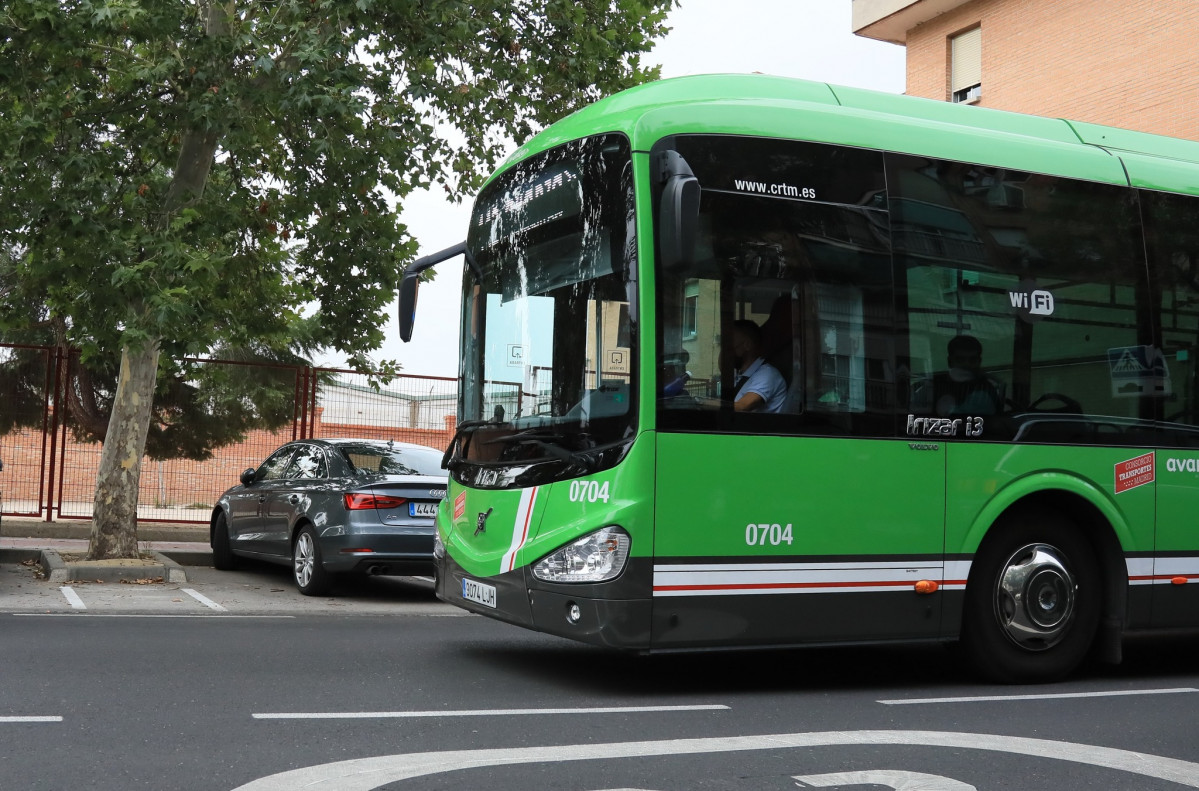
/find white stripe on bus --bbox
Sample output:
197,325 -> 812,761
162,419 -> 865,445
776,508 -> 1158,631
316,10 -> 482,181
652,562 -> 963,597
502,486 -> 539,573
1127,555 -> 1199,585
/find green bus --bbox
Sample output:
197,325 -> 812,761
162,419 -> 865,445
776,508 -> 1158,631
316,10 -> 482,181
400,74 -> 1199,683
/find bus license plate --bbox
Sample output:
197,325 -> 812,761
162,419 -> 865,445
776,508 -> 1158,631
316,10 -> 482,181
462,578 -> 496,608
409,501 -> 438,517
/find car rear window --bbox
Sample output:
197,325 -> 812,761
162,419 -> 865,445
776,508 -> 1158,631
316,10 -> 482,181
338,444 -> 445,476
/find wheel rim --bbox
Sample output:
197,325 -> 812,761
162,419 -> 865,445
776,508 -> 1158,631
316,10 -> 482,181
993,542 -> 1077,651
294,532 -> 314,588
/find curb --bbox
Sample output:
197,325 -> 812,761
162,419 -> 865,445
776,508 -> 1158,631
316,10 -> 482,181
1,518 -> 208,544
40,549 -> 188,584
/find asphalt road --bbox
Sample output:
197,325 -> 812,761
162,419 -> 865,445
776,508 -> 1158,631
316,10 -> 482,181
3,558 -> 1199,790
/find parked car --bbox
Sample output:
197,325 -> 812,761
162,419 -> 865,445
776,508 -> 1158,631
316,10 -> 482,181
210,438 -> 448,595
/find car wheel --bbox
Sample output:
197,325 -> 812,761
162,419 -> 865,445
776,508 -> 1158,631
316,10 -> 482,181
211,512 -> 238,571
292,524 -> 331,596
961,510 -> 1100,683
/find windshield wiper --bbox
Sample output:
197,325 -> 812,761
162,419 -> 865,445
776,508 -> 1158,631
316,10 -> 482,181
441,418 -> 508,471
481,429 -> 599,473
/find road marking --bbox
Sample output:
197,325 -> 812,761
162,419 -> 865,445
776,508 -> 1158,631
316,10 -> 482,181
0,716 -> 62,723
59,586 -> 86,610
878,687 -> 1199,705
796,770 -> 973,790
182,588 -> 227,611
229,730 -> 1199,791
253,704 -> 730,720
12,613 -> 294,619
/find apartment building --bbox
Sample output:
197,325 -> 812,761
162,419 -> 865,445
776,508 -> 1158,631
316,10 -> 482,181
852,0 -> 1199,140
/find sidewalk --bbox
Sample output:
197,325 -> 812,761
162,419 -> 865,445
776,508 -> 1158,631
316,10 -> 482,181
0,516 -> 210,565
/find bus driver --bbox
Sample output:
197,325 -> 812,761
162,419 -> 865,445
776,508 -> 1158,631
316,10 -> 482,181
731,319 -> 787,413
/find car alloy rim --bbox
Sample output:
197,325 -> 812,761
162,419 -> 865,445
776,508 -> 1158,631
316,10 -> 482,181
294,532 -> 315,588
993,542 -> 1076,651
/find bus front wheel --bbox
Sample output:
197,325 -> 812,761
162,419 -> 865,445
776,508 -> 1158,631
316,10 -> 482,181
962,513 -> 1100,683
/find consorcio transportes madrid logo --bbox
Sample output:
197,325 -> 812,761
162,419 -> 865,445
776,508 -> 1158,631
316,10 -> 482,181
1115,453 -> 1155,494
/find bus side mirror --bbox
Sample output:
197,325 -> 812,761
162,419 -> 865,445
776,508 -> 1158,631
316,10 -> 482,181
398,241 -> 473,343
658,150 -> 699,272
398,268 -> 420,343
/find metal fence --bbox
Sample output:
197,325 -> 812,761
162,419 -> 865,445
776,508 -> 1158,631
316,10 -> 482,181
0,345 -> 475,524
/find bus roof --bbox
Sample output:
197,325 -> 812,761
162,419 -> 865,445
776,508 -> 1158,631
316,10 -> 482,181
498,73 -> 1199,196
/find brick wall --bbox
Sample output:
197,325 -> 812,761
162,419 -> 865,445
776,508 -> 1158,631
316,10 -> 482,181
0,409 -> 455,521
904,0 -> 1199,140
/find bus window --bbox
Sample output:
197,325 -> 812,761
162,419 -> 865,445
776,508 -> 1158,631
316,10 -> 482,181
655,135 -> 894,437
1144,189 -> 1199,446
889,154 -> 1153,445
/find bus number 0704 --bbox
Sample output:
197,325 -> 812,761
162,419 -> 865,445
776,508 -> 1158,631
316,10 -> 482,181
745,523 -> 793,546
568,480 -> 610,503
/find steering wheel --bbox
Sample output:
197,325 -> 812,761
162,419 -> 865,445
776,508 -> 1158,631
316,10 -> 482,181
1027,392 -> 1083,414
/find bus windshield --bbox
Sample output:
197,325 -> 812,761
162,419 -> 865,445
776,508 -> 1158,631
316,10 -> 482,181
453,134 -> 636,481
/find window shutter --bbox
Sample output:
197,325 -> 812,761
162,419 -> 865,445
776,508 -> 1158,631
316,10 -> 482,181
951,27 -> 982,92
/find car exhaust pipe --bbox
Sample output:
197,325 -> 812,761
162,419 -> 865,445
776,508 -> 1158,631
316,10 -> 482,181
366,565 -> 385,576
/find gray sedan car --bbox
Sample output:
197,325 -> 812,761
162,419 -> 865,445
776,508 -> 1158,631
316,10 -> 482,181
210,438 -> 448,595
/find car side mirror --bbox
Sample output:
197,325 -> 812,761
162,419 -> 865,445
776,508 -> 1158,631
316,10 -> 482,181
240,468 -> 257,486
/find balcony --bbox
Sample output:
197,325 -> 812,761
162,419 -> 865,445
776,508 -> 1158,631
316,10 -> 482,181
852,0 -> 974,45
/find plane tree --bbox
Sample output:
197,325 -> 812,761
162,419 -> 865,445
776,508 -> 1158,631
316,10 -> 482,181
0,0 -> 673,558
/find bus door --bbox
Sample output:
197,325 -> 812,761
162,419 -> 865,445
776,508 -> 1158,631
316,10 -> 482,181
652,275 -> 945,649
649,134 -> 947,649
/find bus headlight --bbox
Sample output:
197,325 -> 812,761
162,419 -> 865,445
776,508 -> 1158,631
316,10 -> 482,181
531,526 -> 630,583
433,529 -> 445,560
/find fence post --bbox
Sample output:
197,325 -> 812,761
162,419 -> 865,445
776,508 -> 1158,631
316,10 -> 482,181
41,347 -> 66,522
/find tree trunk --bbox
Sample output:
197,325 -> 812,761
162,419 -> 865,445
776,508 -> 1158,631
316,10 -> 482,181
87,341 -> 161,560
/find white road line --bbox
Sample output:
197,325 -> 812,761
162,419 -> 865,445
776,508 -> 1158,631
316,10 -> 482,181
182,588 -> 227,611
878,687 -> 1199,705
0,716 -> 62,723
253,704 -> 730,720
12,613 -> 294,619
229,730 -> 1199,791
59,586 -> 86,610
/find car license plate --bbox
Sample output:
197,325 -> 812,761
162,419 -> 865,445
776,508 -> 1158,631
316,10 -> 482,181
462,578 -> 496,608
409,501 -> 438,517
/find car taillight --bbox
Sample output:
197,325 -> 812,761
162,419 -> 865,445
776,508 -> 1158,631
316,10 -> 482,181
344,493 -> 408,510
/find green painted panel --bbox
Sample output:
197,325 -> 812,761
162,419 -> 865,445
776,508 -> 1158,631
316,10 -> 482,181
1117,151 -> 1199,197
494,74 -> 1149,189
440,433 -> 657,577
1156,450 -> 1199,553
655,433 -> 944,559
1069,120 -> 1199,166
944,443 -> 1154,556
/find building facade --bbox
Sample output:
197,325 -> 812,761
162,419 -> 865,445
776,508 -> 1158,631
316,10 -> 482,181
853,0 -> 1199,140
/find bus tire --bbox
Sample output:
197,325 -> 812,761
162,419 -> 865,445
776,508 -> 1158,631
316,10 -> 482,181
962,512 -> 1100,683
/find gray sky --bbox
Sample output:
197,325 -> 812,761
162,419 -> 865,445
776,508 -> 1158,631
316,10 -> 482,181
333,0 -> 906,377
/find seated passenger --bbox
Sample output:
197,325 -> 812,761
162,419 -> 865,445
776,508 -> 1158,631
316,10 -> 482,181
931,334 -> 1003,416
731,319 -> 787,413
